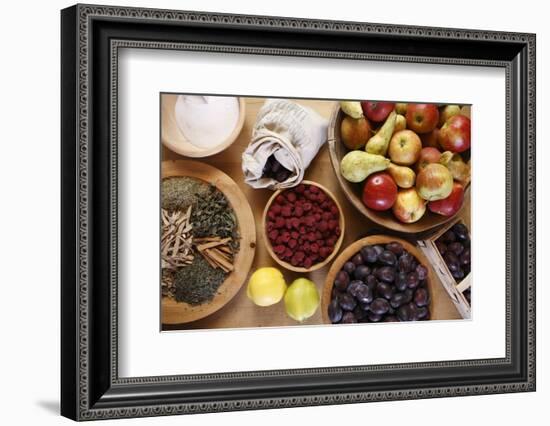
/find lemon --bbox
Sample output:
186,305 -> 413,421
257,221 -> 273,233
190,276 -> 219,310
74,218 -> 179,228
247,267 -> 287,306
284,278 -> 320,322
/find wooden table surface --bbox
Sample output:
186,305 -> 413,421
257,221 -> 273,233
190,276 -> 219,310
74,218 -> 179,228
162,97 -> 463,330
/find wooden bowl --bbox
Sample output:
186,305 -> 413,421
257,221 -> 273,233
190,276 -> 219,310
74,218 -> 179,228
161,95 -> 246,158
328,105 -> 470,233
161,159 -> 256,325
262,181 -> 345,273
321,235 -> 436,324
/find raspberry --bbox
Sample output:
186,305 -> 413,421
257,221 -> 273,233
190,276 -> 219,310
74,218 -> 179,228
304,216 -> 316,227
322,212 -> 332,221
286,191 -> 297,203
274,245 -> 285,255
317,192 -> 326,202
328,220 -> 338,231
285,219 -> 293,230
303,202 -> 312,212
318,221 -> 328,232
276,236 -> 284,245
281,232 -> 291,243
303,257 -> 313,269
314,213 -> 322,222
299,226 -> 307,234
307,232 -> 316,242
295,184 -> 306,194
291,231 -> 299,239
268,230 -> 279,241
271,204 -> 282,214
295,251 -> 305,262
294,206 -> 304,217
310,243 -> 319,253
330,205 -> 339,216
275,195 -> 286,205
281,206 -> 292,217
319,246 -> 332,259
275,217 -> 285,229
290,217 -> 300,229
283,248 -> 293,259
288,239 -> 297,249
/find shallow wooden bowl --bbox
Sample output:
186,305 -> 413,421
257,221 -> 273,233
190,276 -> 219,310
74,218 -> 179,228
328,105 -> 470,234
161,95 -> 246,158
161,159 -> 256,325
321,235 -> 436,324
262,181 -> 345,273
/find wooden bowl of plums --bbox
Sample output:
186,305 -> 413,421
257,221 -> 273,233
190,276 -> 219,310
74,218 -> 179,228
328,101 -> 471,233
322,236 -> 435,324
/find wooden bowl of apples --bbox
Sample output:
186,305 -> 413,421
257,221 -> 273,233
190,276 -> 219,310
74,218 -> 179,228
328,102 -> 471,234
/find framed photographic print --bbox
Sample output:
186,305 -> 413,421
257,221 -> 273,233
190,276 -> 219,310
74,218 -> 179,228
61,4 -> 536,421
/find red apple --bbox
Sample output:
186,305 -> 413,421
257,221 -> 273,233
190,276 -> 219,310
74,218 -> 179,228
416,163 -> 453,201
428,182 -> 465,216
416,147 -> 442,171
406,104 -> 439,134
362,172 -> 398,211
438,114 -> 471,153
392,188 -> 426,223
361,101 -> 395,122
388,130 -> 422,166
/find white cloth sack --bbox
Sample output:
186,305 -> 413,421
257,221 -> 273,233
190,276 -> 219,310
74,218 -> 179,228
242,99 -> 328,190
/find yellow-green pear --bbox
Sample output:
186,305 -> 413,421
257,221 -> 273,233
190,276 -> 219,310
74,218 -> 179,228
340,101 -> 364,119
438,105 -> 461,127
394,114 -> 406,132
395,103 -> 408,115
387,163 -> 416,188
439,151 -> 471,185
340,151 -> 390,183
365,110 -> 397,156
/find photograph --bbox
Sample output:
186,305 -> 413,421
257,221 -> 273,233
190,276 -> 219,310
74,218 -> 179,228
160,95 -> 472,330
58,3 -> 536,420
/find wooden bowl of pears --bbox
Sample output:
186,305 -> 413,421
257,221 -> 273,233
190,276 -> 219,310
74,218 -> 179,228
327,102 -> 471,234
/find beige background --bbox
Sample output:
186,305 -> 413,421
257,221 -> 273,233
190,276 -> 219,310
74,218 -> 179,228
162,96 -> 466,330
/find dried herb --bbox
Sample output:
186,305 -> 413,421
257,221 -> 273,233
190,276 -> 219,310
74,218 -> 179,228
161,176 -> 209,211
161,269 -> 175,298
192,185 -> 240,250
161,176 -> 241,304
173,255 -> 227,305
161,206 -> 194,269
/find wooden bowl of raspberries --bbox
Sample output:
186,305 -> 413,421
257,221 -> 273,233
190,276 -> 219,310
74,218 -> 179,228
262,181 -> 345,272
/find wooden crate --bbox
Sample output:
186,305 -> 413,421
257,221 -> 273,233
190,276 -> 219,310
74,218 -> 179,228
418,217 -> 471,319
